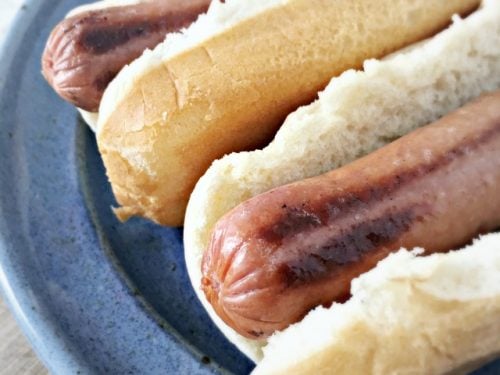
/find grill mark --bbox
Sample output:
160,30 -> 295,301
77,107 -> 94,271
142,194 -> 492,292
76,3 -> 209,55
280,208 -> 417,288
262,204 -> 322,243
80,18 -> 164,54
260,121 -> 500,244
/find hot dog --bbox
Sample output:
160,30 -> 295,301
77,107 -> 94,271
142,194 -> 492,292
183,0 -> 500,368
201,91 -> 500,339
42,0 -> 211,112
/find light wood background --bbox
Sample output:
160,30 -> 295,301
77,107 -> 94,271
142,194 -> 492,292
1,1 -> 49,374
0,301 -> 47,374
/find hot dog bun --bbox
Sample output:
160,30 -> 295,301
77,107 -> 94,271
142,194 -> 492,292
184,0 -> 500,362
254,234 -> 500,375
96,0 -> 479,226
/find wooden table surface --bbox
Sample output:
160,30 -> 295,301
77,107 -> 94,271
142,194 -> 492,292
0,299 -> 48,374
1,1 -> 49,374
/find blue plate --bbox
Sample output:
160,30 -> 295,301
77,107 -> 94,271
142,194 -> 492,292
0,1 -> 498,374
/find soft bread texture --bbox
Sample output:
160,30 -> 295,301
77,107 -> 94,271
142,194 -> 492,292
253,233 -> 500,375
96,0 -> 479,226
184,0 -> 500,362
78,109 -> 98,132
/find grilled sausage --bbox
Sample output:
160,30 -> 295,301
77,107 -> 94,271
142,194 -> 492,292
201,91 -> 500,339
42,0 -> 211,112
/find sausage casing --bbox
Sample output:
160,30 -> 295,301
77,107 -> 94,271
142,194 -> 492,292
201,91 -> 500,339
42,0 -> 210,111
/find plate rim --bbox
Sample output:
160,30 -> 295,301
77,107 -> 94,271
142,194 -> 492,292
0,3 -> 77,373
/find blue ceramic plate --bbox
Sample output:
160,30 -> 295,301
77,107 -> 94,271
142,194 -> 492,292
0,1 -> 498,374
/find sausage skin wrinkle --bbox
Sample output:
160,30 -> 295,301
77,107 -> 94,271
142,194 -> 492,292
201,91 -> 500,339
42,0 -> 211,111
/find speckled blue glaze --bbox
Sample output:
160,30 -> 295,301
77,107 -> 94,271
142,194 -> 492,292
0,1 -> 498,375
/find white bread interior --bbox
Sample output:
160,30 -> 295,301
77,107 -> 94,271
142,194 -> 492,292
184,0 -> 500,362
253,233 -> 500,375
77,109 -> 98,132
